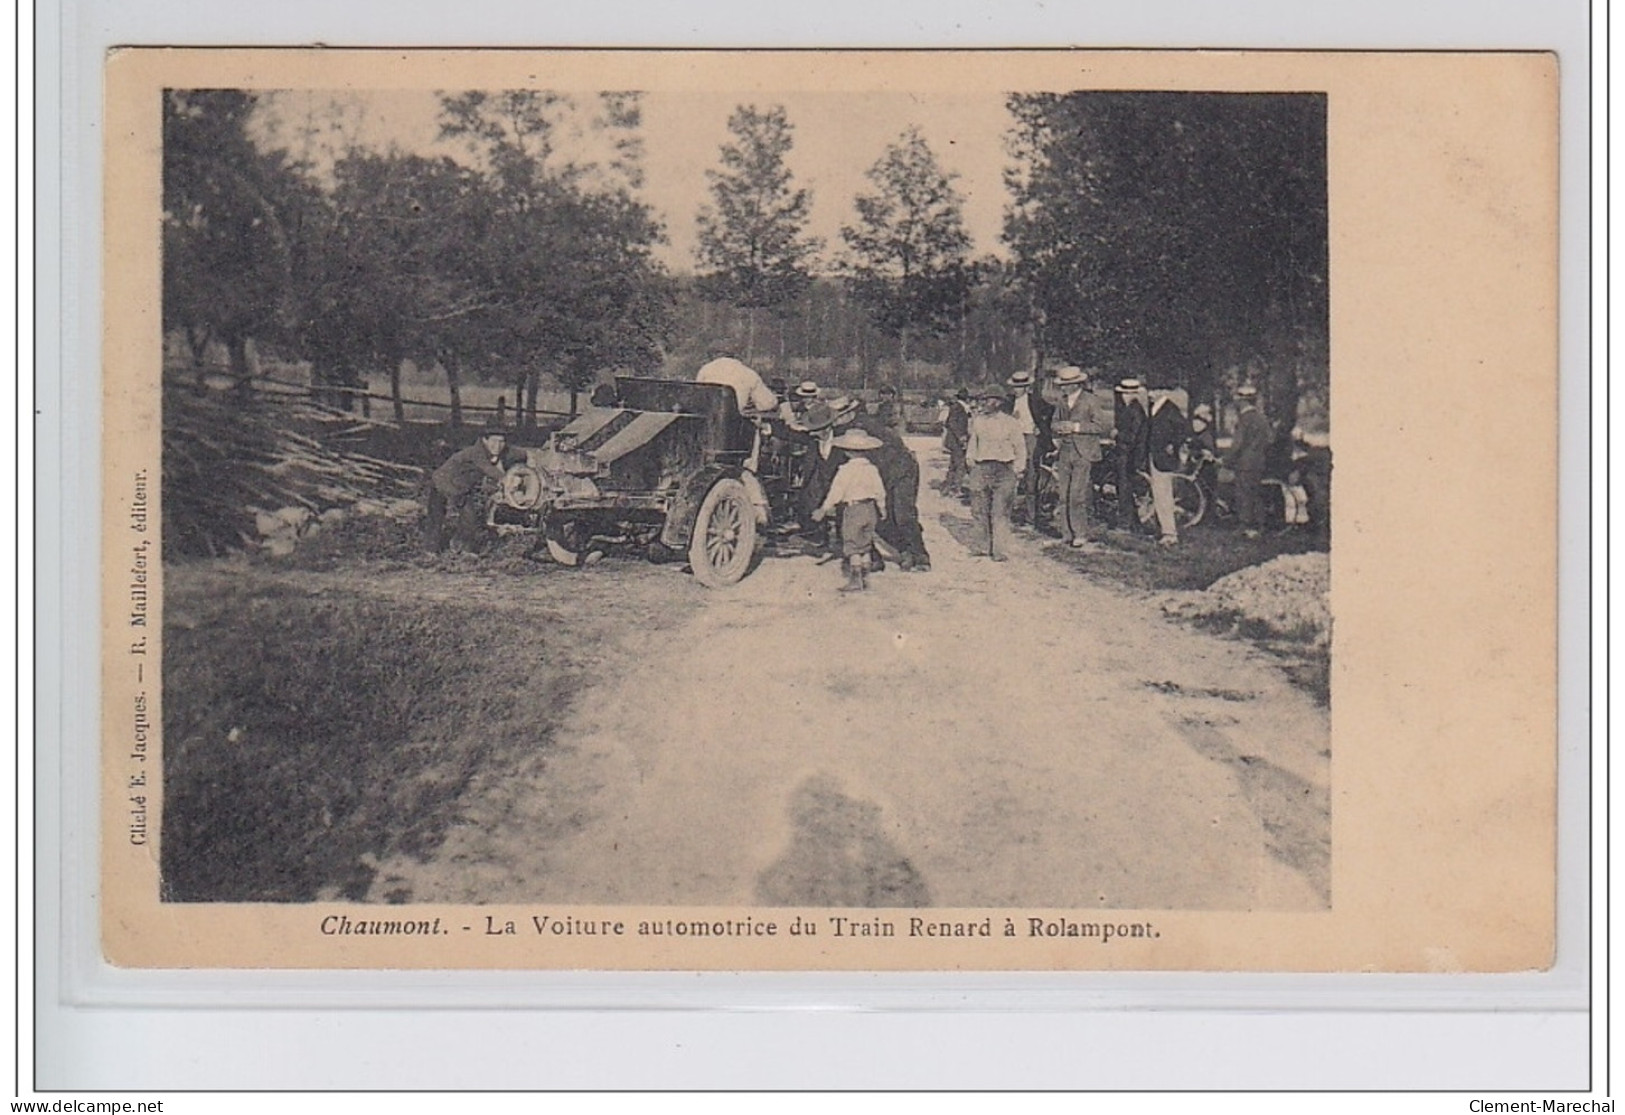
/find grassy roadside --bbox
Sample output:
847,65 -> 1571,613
160,545 -> 702,902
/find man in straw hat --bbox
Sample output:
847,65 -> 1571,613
793,400 -> 838,540
791,379 -> 820,414
1147,387 -> 1191,546
964,384 -> 1027,562
1112,377 -> 1151,531
1006,369 -> 1044,525
812,428 -> 887,592
1048,366 -> 1114,549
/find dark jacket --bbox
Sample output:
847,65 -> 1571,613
1115,398 -> 1149,471
874,397 -> 906,435
1227,405 -> 1273,475
944,399 -> 971,445
1148,399 -> 1189,473
431,441 -> 507,498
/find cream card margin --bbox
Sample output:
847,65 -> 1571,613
100,49 -> 1558,971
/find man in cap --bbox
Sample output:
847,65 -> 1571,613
425,424 -> 509,554
1227,384 -> 1274,538
1047,366 -> 1114,548
964,384 -> 1027,561
871,383 -> 906,436
1111,377 -> 1151,530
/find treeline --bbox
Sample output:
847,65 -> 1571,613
163,90 -> 1327,431
661,275 -> 1033,390
164,89 -> 668,426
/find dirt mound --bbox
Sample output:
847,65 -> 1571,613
1162,552 -> 1331,648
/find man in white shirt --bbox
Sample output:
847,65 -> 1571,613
965,386 -> 1027,561
695,354 -> 779,415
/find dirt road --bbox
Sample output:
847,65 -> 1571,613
366,440 -> 1329,910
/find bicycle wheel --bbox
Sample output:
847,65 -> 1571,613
1172,472 -> 1206,529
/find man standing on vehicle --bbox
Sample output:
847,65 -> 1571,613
425,426 -> 509,554
1227,383 -> 1273,538
1048,366 -> 1113,550
695,352 -> 779,415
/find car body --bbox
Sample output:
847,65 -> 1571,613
488,376 -> 781,587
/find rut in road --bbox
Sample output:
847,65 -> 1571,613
368,440 -> 1330,910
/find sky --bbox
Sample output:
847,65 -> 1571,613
255,89 -> 1016,271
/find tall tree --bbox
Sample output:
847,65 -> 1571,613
1003,92 -> 1327,424
301,152 -> 486,420
694,105 -> 823,362
435,90 -> 671,419
162,90 -> 304,395
840,127 -> 974,377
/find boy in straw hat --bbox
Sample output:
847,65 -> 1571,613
812,429 -> 887,592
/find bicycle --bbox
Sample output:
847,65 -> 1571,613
1033,441 -> 1207,536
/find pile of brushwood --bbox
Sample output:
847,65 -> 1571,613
163,382 -> 423,559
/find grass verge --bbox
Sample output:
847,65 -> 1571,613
161,554 -> 698,902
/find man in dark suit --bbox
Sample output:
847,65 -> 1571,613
1227,384 -> 1274,537
1112,378 -> 1150,531
870,422 -> 930,571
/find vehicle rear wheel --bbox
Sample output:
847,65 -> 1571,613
689,477 -> 757,587
544,518 -> 589,566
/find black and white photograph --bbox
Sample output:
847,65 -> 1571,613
102,49 -> 1554,971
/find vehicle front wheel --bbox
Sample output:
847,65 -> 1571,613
689,477 -> 757,588
544,518 -> 590,566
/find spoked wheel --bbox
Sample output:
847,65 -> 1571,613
1130,472 -> 1158,535
544,518 -> 591,566
1033,460 -> 1059,533
689,478 -> 757,588
1172,473 -> 1207,529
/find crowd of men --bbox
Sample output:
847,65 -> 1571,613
939,366 -> 1329,553
423,353 -> 1327,576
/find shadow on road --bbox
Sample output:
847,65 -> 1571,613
1172,716 -> 1331,904
756,774 -> 931,907
934,509 -> 984,554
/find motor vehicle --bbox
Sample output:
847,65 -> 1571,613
488,376 -> 793,587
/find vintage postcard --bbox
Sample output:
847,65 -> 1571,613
101,49 -> 1557,970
